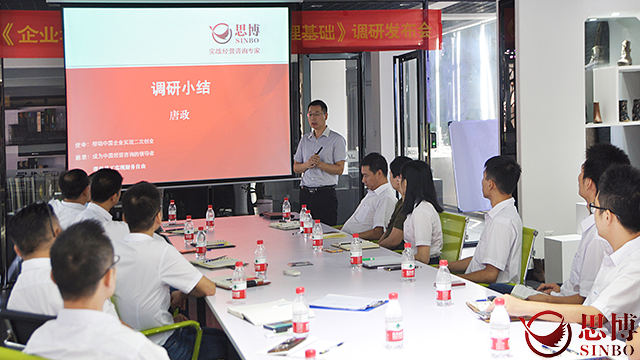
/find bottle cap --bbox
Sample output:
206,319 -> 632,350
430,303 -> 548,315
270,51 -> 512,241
235,261 -> 243,268
315,219 -> 320,223
170,200 -> 175,204
284,197 -> 289,201
198,226 -> 204,231
494,298 -> 505,306
208,205 -> 212,209
257,240 -> 264,245
389,292 -> 398,300
439,259 -> 448,267
187,215 -> 192,220
404,242 -> 411,248
306,210 -> 310,213
353,233 -> 359,238
301,204 -> 307,208
296,286 -> 305,294
305,349 -> 316,358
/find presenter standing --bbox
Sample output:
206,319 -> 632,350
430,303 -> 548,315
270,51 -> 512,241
294,100 -> 347,226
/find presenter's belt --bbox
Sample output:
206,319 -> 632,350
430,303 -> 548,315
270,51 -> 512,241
300,185 -> 335,194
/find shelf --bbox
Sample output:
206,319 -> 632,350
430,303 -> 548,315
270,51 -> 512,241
618,64 -> 640,73
586,121 -> 640,128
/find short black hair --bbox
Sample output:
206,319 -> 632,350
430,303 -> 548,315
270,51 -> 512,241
58,169 -> 90,200
389,156 -> 412,178
361,152 -> 388,177
90,169 -> 123,203
597,164 -> 640,234
8,202 -> 58,256
122,181 -> 161,232
484,155 -> 521,195
50,220 -> 114,301
583,144 -> 630,190
400,160 -> 444,215
307,100 -> 328,114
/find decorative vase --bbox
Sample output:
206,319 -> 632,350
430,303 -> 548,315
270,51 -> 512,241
633,99 -> 640,121
593,102 -> 602,123
620,100 -> 630,122
617,40 -> 632,66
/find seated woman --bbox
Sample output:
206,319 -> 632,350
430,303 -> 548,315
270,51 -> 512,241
400,160 -> 444,265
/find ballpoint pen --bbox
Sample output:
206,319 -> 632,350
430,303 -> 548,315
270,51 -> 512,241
319,341 -> 344,354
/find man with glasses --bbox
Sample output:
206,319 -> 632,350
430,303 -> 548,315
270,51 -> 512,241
294,99 -> 347,226
24,220 -> 169,359
527,144 -> 630,304
7,203 -> 117,317
113,181 -> 226,360
49,169 -> 91,230
497,164 -> 640,329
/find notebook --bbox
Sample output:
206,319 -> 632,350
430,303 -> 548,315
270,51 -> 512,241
228,299 -> 315,326
331,240 -> 379,251
179,240 -> 235,254
209,275 -> 270,290
190,257 -> 247,270
269,221 -> 300,230
362,256 -> 402,269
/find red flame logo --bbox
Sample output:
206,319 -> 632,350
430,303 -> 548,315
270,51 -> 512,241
521,311 -> 572,357
211,23 -> 232,44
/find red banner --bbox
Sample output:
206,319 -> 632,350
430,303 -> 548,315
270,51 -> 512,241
292,9 -> 442,54
0,10 -> 63,58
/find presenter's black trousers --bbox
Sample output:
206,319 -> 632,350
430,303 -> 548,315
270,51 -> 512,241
299,186 -> 338,226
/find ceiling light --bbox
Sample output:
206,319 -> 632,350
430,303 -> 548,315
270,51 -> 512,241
611,12 -> 621,17
588,18 -> 598,22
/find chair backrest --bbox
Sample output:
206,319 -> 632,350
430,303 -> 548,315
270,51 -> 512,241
520,227 -> 539,284
0,346 -> 49,359
0,308 -> 55,348
439,212 -> 469,263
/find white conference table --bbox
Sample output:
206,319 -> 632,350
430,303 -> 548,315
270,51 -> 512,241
168,215 -> 623,360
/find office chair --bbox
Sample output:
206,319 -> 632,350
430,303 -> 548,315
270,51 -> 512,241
0,308 -> 55,350
0,346 -> 49,359
140,321 -> 203,360
438,212 -> 469,263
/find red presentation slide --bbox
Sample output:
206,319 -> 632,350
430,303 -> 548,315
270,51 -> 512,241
66,64 -> 291,184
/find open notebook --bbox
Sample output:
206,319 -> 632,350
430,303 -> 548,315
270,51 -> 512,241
228,299 -> 315,326
331,240 -> 379,251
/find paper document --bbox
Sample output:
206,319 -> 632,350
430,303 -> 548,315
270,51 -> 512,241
362,256 -> 401,268
331,240 -> 379,250
309,294 -> 387,311
511,284 -> 545,300
228,299 -> 315,326
269,221 -> 300,230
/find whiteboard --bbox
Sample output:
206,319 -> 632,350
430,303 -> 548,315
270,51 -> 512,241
449,119 -> 500,212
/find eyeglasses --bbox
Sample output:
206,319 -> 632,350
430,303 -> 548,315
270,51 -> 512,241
307,112 -> 325,118
589,202 -> 618,218
99,254 -> 120,280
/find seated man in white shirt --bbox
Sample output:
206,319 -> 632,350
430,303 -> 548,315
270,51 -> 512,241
24,221 -> 169,360
449,156 -> 523,284
341,152 -> 397,240
74,168 -> 123,225
113,181 -> 227,360
49,169 -> 90,230
527,144 -> 629,304
497,165 -> 640,331
7,202 -> 117,317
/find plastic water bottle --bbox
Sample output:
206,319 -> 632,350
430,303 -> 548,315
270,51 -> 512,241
490,298 -> 510,357
254,240 -> 267,280
184,215 -> 194,247
401,243 -> 415,283
436,259 -> 452,306
303,210 -> 313,241
205,205 -> 215,232
231,261 -> 246,303
168,200 -> 177,225
385,292 -> 403,349
292,286 -> 310,338
195,226 -> 206,260
312,220 -> 323,251
299,205 -> 307,233
282,197 -> 291,222
350,233 -> 362,270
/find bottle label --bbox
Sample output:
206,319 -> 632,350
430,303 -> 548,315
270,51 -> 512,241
293,321 -> 309,334
169,214 -> 176,220
437,290 -> 451,301
385,322 -> 403,342
312,237 -> 323,247
350,255 -> 362,265
206,220 -> 214,227
196,246 -> 206,255
254,258 -> 267,272
283,211 -> 291,219
401,262 -> 415,278
184,232 -> 194,241
232,282 -> 246,299
304,226 -> 312,234
490,337 -> 509,351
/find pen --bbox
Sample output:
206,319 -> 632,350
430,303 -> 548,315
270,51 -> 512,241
363,257 -> 375,261
541,345 -> 557,354
315,147 -> 323,155
565,348 -> 580,355
319,341 -> 344,355
205,255 -> 228,262
475,299 -> 490,302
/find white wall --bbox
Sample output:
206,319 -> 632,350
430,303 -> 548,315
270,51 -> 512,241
310,60 -> 348,149
515,0 -> 586,256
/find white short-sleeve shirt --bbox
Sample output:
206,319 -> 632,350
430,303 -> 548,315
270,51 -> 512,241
403,201 -> 443,259
342,182 -> 397,235
7,258 -> 118,317
25,308 -> 170,360
584,235 -> 640,328
294,126 -> 347,188
48,199 -> 86,230
466,197 -> 523,283
553,214 -> 612,298
112,233 -> 203,345
74,202 -> 113,225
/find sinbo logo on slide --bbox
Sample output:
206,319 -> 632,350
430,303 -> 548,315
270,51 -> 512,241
521,311 -> 572,358
210,23 -> 261,45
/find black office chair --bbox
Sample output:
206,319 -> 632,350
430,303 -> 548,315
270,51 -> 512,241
0,308 -> 55,350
